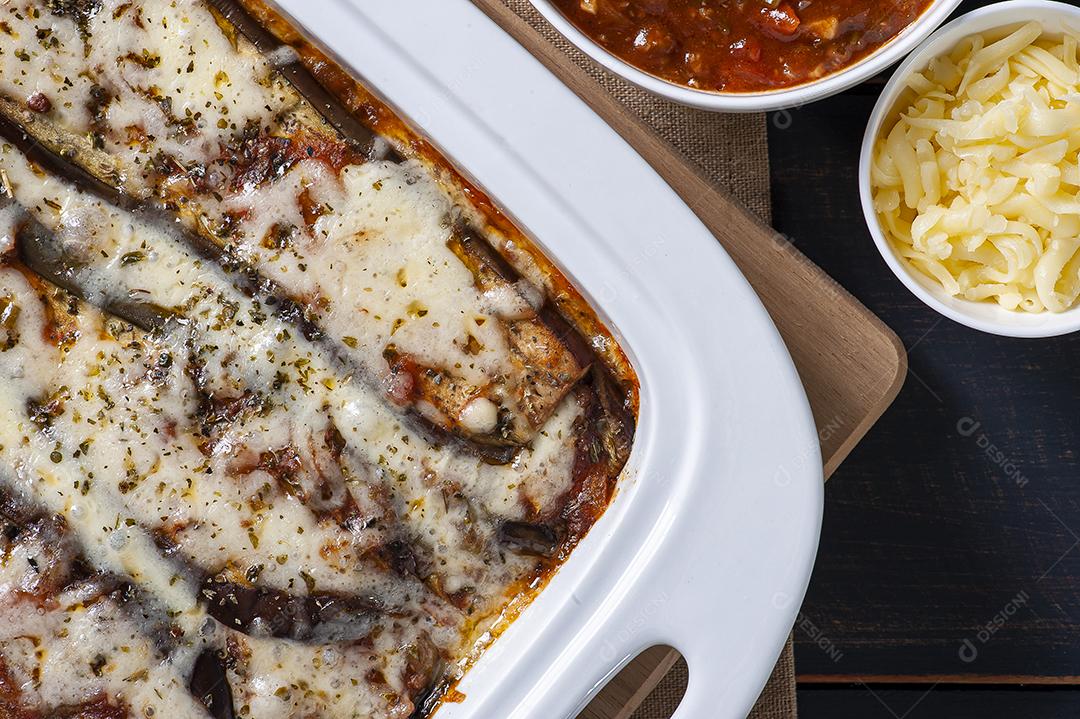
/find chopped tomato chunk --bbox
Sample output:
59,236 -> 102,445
757,3 -> 801,37
729,35 -> 762,63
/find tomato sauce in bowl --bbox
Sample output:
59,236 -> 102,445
549,0 -> 936,93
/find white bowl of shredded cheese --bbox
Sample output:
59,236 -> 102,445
861,0 -> 1080,337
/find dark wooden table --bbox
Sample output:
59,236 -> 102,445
771,1 -> 1080,715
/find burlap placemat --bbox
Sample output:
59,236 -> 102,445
502,2 -> 794,718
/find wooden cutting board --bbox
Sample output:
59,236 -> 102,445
470,2 -> 909,717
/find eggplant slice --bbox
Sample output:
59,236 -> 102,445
1,194 -> 179,333
190,650 -> 236,719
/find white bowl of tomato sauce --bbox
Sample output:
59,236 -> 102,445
528,0 -> 965,112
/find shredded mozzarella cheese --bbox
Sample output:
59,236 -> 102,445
872,22 -> 1080,313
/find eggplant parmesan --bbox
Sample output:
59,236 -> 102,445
0,2 -> 637,717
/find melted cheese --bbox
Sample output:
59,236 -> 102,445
0,131 -> 580,717
219,157 -> 521,394
0,0 -> 580,444
0,0 -> 285,189
0,2 -> 611,715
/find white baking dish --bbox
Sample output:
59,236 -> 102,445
273,1 -> 824,716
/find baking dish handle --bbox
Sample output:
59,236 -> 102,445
643,584 -> 802,719
588,447 -> 819,719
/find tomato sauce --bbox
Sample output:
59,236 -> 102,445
551,0 -> 935,93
